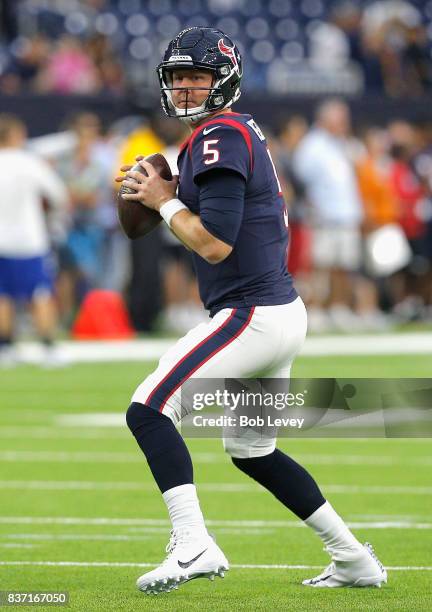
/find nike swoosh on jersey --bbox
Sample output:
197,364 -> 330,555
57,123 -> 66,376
202,126 -> 220,135
177,548 -> 208,569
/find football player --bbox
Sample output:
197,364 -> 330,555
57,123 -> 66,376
119,27 -> 386,594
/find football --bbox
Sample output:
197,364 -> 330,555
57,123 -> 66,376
117,153 -> 173,239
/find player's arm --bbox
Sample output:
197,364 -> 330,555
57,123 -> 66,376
121,164 -> 244,263
168,209 -> 231,264
169,169 -> 245,264
121,126 -> 249,263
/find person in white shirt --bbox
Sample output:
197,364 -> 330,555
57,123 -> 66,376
0,114 -> 69,365
293,98 -> 364,331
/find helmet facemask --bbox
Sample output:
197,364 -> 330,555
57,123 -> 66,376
158,64 -> 241,125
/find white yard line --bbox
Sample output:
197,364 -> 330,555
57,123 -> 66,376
54,411 -> 432,432
56,414 -> 125,428
0,560 -> 430,571
0,427 -> 128,439
2,427 -> 430,441
301,333 -> 432,356
0,480 -> 431,495
0,450 -> 430,466
1,529 -> 272,540
0,544 -> 35,549
13,333 -> 432,363
0,516 -> 431,529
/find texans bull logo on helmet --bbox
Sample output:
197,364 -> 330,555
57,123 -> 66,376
217,39 -> 241,76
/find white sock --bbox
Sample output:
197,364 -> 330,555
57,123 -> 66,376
304,501 -> 363,560
162,484 -> 208,537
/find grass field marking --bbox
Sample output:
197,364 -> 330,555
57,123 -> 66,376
0,427 -> 128,439
0,529 -> 274,541
56,410 -> 432,430
0,561 -> 431,571
1,516 -> 431,529
0,410 -> 52,426
1,450 -> 431,466
0,543 -> 35,548
1,480 -> 431,495
56,414 -> 125,427
2,427 -> 432,443
2,534 -> 156,541
13,333 -> 432,363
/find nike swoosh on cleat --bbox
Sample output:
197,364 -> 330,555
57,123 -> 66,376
177,548 -> 208,569
202,126 -> 220,135
311,574 -> 333,585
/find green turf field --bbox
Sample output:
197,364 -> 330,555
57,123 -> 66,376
0,355 -> 431,611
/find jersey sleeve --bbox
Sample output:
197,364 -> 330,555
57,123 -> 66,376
198,169 -> 246,247
190,124 -> 252,183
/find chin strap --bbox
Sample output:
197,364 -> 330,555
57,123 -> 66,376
175,97 -> 235,126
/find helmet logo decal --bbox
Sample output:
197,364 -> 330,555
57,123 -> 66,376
218,38 -> 240,75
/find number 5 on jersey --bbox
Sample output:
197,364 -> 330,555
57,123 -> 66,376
203,139 -> 220,165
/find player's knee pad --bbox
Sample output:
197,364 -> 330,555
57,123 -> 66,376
222,435 -> 276,459
126,401 -> 173,434
126,401 -> 148,434
231,451 -> 278,478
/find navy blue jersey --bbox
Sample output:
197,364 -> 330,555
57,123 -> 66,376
177,111 -> 297,315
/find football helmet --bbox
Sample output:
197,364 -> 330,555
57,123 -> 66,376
157,27 -> 242,124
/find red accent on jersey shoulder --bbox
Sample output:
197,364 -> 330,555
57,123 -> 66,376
178,112 -> 245,154
179,137 -> 190,154
186,117 -> 253,171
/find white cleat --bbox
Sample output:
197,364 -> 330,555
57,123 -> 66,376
136,529 -> 229,595
302,542 -> 387,588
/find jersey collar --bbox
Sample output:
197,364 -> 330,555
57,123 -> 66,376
178,112 -> 242,154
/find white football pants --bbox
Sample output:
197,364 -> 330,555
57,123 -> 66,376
131,297 -> 307,458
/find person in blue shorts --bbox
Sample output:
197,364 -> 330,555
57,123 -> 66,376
0,114 -> 68,366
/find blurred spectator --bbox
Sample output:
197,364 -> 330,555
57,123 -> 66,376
85,34 -> 125,95
93,122 -> 129,295
362,0 -> 421,31
357,128 -> 399,230
332,2 -> 364,63
156,119 -> 208,334
276,116 -> 312,298
293,98 -> 364,331
55,112 -> 107,322
361,2 -> 429,97
358,29 -> 386,93
38,35 -> 100,94
388,120 -> 429,319
356,127 -> 399,327
388,121 -> 424,244
115,118 -> 166,332
308,20 -> 350,72
0,113 -> 69,366
0,34 -> 51,95
1,0 -> 432,98
0,0 -> 18,42
403,25 -> 431,95
412,125 -> 432,318
329,2 -> 385,92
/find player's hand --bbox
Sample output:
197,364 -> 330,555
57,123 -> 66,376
114,155 -> 145,181
119,159 -> 179,212
115,156 -> 145,182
